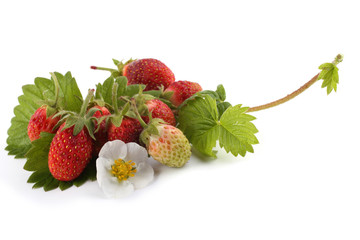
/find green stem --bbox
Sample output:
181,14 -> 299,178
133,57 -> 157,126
79,89 -> 94,116
247,54 -> 344,113
131,99 -> 148,128
90,66 -> 118,72
247,73 -> 320,113
112,83 -> 120,115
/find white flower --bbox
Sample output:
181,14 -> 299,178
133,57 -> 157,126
96,140 -> 154,198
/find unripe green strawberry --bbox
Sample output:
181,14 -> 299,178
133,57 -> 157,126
145,124 -> 191,167
48,123 -> 94,181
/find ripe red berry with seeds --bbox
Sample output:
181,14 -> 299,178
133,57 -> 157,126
48,123 -> 94,181
92,106 -> 111,156
164,80 -> 202,107
107,117 -> 143,144
123,58 -> 175,91
143,99 -> 176,126
27,106 -> 60,141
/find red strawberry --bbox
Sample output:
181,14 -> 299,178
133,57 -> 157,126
48,123 -> 94,181
164,81 -> 202,107
143,99 -> 176,126
107,117 -> 143,144
92,106 -> 111,156
123,58 -> 175,91
27,106 -> 60,141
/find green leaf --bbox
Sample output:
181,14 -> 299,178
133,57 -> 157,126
198,90 -> 220,100
219,105 -> 259,157
6,84 -> 44,158
217,101 -> 232,117
318,62 -> 339,95
112,59 -> 120,66
144,90 -> 162,98
124,84 -> 146,97
216,84 -> 226,101
178,95 -> 220,157
44,178 -> 60,192
55,72 -> 83,112
34,77 -> 56,101
95,77 -> 114,105
115,76 -> 128,91
27,168 -> 51,183
23,132 -> 59,190
95,76 -> 144,109
24,133 -> 54,171
59,181 -> 73,191
177,91 -> 259,158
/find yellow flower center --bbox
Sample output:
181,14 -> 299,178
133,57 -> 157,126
111,159 -> 137,182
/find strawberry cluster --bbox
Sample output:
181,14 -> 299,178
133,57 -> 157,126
26,58 -> 202,182
8,54 -> 342,192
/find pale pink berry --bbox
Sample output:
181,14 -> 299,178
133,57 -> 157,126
147,125 -> 191,167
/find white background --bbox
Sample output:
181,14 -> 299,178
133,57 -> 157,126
1,0 -> 359,239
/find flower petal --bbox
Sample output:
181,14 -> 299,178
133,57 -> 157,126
99,140 -> 127,160
128,161 -> 154,189
124,142 -> 148,164
96,157 -> 113,187
100,177 -> 135,198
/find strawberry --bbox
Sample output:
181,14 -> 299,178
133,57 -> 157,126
48,123 -> 93,181
141,122 -> 191,168
48,89 -> 97,181
130,98 -> 191,167
164,81 -> 202,107
92,106 -> 111,156
27,72 -> 63,141
122,58 -> 175,91
107,117 -> 143,144
143,99 -> 176,126
27,106 -> 60,141
104,82 -> 144,144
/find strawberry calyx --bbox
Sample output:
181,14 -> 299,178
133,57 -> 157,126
131,87 -> 156,117
53,89 -> 98,140
139,118 -> 165,147
114,58 -> 135,76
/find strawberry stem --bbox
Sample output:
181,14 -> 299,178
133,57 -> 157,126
247,54 -> 344,113
247,73 -> 320,112
131,99 -> 148,128
90,66 -> 118,73
112,83 -> 120,115
80,89 -> 95,117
